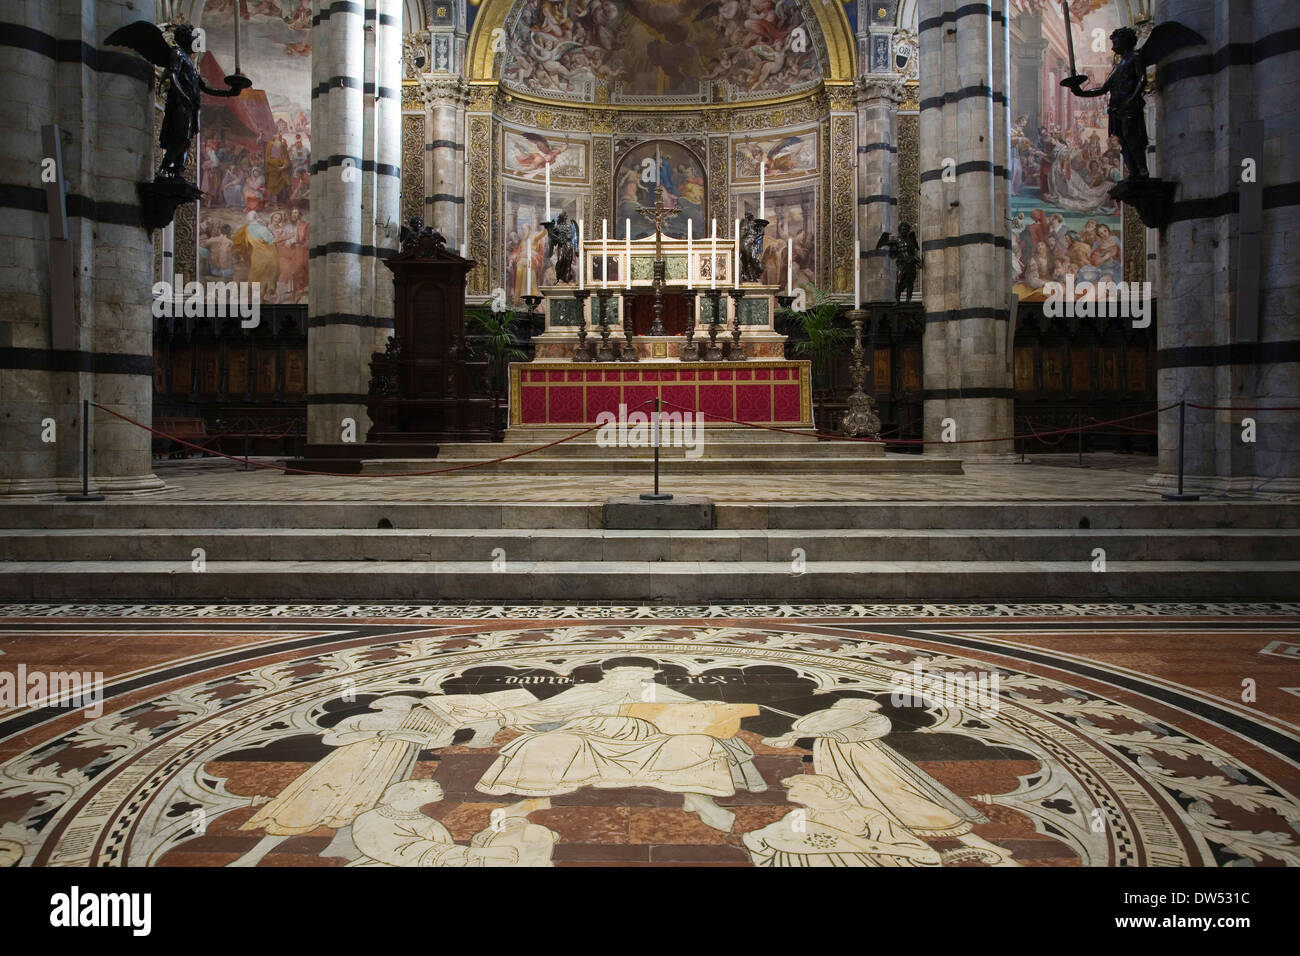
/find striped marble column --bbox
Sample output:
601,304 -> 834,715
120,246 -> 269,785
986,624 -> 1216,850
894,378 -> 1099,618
307,0 -> 402,446
0,0 -> 162,496
917,0 -> 1014,458
1152,0 -> 1300,494
856,75 -> 903,304
422,76 -> 469,250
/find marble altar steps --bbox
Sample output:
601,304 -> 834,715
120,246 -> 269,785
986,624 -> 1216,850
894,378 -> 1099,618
1,501 -> 1297,601
358,427 -> 961,475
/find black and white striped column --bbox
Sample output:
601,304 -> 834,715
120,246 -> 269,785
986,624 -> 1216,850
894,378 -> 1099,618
918,0 -> 1014,458
307,0 -> 402,445
422,77 -> 468,250
1152,0 -> 1300,494
0,0 -> 162,495
857,76 -> 903,303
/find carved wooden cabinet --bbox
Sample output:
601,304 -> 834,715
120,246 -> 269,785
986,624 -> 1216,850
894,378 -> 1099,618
367,230 -> 494,442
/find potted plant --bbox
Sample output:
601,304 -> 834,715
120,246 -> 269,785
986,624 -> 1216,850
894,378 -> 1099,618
467,306 -> 528,439
788,286 -> 849,431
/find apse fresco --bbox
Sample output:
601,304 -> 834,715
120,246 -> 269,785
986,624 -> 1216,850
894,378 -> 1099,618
737,188 -> 818,292
503,188 -> 581,302
198,0 -> 313,305
499,0 -> 822,101
503,130 -> 588,180
1009,0 -> 1124,303
615,141 -> 706,241
733,129 -> 820,182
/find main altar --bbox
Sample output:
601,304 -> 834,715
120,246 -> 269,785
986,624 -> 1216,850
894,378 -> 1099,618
509,208 -> 815,429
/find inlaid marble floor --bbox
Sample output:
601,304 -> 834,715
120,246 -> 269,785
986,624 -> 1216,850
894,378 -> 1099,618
118,454 -> 1173,503
1,603 -> 1297,867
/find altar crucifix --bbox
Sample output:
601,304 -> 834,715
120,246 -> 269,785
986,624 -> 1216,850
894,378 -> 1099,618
635,145 -> 681,337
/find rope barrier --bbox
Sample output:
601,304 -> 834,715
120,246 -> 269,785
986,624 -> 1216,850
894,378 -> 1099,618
1189,404 -> 1300,413
94,400 -> 655,478
657,398 -> 1178,446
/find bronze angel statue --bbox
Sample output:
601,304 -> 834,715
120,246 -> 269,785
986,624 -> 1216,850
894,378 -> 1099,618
739,211 -> 767,284
544,211 -> 579,285
1061,24 -> 1205,180
105,22 -> 247,182
876,222 -> 921,302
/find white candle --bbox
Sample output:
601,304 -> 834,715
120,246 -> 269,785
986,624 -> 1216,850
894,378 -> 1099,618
759,161 -> 765,220
577,220 -> 584,289
710,218 -> 717,290
545,162 -> 551,221
233,0 -> 242,74
602,218 -> 609,289
854,240 -> 861,305
625,218 -> 632,290
787,238 -> 793,295
734,218 -> 740,286
686,219 -> 693,284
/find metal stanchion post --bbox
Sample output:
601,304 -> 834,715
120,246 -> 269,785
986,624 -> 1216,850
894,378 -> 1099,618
1162,398 -> 1200,501
640,396 -> 672,501
65,398 -> 105,502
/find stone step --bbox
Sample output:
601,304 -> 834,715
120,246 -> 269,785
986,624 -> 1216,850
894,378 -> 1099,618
358,455 -> 952,475
0,559 -> 1295,602
433,439 -> 887,459
1,501 -> 1295,531
3,528 -> 1297,563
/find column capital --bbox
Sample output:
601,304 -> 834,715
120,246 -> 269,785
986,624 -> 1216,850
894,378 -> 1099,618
855,75 -> 906,107
415,74 -> 470,111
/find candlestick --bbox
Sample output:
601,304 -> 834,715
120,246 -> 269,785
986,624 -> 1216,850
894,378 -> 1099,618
577,219 -> 584,290
625,218 -> 632,290
711,218 -> 717,290
686,218 -> 692,283
233,0 -> 242,74
759,161 -> 765,220
853,240 -> 861,306
734,218 -> 740,286
787,237 -> 793,296
601,218 -> 608,289
545,162 -> 551,221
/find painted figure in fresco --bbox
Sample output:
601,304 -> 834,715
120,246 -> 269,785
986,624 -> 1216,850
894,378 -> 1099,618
743,774 -> 943,867
232,211 -> 279,301
1062,25 -> 1205,180
876,222 -> 921,302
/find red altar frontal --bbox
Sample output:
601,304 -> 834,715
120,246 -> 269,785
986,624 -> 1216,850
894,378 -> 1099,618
509,361 -> 813,427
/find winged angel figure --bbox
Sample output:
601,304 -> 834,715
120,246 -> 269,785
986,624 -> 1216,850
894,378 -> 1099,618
105,21 -> 247,182
544,211 -> 579,285
1061,24 -> 1205,180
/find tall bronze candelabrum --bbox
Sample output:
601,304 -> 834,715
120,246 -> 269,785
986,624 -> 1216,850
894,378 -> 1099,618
726,286 -> 747,361
595,289 -> 616,362
704,289 -> 724,362
619,290 -> 638,362
840,308 -> 881,438
573,289 -> 593,362
679,287 -> 699,361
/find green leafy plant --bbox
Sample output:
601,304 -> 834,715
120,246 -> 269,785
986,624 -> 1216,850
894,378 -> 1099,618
789,286 -> 848,429
467,306 -> 528,398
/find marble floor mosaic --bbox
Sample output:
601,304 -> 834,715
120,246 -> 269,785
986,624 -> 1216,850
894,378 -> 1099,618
1,604 -> 1297,868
